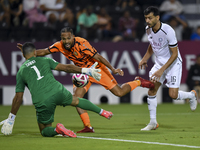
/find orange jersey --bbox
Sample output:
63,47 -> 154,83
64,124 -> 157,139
48,37 -> 102,68
48,37 -> 118,91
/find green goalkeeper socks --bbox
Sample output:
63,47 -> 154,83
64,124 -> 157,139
76,98 -> 101,114
41,127 -> 57,137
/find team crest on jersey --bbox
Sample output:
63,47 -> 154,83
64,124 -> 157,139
159,38 -> 163,42
74,52 -> 78,56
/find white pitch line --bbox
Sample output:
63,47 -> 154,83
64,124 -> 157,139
0,133 -> 200,149
77,136 -> 200,149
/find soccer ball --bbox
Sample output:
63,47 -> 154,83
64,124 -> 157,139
72,74 -> 89,87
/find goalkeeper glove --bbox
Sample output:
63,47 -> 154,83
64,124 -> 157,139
0,113 -> 16,135
82,62 -> 101,81
90,62 -> 98,69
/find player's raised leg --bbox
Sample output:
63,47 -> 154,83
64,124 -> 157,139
72,96 -> 113,120
109,77 -> 154,99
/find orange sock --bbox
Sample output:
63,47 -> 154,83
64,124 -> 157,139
80,112 -> 92,128
127,80 -> 141,91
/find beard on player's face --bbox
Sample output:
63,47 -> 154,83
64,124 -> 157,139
61,32 -> 74,50
64,42 -> 71,50
62,40 -> 71,50
151,21 -> 157,28
147,19 -> 158,28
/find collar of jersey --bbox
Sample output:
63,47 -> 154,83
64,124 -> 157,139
25,56 -> 35,63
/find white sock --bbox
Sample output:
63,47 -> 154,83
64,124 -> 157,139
147,95 -> 157,124
99,109 -> 103,115
175,91 -> 194,100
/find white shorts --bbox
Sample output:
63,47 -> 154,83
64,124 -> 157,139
149,59 -> 182,88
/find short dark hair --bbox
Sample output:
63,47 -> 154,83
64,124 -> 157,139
22,42 -> 36,56
60,27 -> 74,35
144,6 -> 160,16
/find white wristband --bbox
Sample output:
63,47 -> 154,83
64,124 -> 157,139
8,113 -> 16,121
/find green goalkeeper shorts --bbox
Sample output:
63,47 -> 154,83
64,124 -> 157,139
36,88 -> 73,124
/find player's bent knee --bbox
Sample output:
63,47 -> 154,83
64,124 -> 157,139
41,128 -> 50,137
169,93 -> 178,99
41,127 -> 56,137
113,89 -> 125,97
114,91 -> 124,97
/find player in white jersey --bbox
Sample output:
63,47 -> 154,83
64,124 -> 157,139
137,6 -> 198,131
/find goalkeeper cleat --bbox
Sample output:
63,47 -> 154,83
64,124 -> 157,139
55,123 -> 76,138
100,110 -> 113,119
135,76 -> 155,89
190,90 -> 198,111
76,126 -> 95,133
141,123 -> 159,131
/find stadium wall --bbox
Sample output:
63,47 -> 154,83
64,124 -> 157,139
0,41 -> 199,105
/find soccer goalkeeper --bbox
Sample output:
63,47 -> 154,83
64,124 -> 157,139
0,42 -> 113,137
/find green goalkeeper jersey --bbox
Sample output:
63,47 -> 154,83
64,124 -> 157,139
16,56 -> 62,107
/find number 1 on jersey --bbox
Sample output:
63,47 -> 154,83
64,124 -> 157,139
31,66 -> 44,80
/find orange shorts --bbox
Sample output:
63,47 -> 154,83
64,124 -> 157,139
73,65 -> 118,92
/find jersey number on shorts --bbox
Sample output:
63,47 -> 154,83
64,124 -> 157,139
31,66 -> 44,80
171,76 -> 176,82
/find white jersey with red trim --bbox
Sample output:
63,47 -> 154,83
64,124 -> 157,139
145,22 -> 182,66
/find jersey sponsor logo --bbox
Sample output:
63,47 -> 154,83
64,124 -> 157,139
151,41 -> 162,47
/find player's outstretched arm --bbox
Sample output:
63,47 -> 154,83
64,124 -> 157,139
55,62 -> 101,81
0,92 -> 23,135
55,63 -> 82,73
17,43 -> 50,56
36,48 -> 51,56
93,53 -> 124,76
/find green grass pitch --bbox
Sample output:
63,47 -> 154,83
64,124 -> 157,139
0,103 -> 199,150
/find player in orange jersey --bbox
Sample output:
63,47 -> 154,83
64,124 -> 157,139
17,27 -> 154,133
